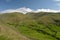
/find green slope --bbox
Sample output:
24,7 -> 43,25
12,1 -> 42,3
0,12 -> 60,40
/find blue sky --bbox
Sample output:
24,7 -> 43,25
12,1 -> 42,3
0,0 -> 60,11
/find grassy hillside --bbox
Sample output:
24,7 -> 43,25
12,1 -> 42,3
0,12 -> 60,40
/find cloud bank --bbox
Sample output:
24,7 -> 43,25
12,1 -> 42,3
0,7 -> 60,14
0,7 -> 32,14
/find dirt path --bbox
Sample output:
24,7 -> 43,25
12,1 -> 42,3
0,25 -> 31,40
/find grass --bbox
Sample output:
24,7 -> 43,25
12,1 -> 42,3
0,35 -> 11,40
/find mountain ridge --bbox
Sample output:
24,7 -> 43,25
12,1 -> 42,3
0,12 -> 60,40
0,7 -> 60,14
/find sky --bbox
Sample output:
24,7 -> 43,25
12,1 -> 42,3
0,0 -> 60,13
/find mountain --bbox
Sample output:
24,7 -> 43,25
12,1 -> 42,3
0,12 -> 60,40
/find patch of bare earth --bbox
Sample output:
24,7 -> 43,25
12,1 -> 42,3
0,25 -> 31,40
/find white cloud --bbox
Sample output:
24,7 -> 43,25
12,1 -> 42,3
0,7 -> 60,14
35,9 -> 60,13
0,7 -> 33,14
53,0 -> 60,2
53,0 -> 60,7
